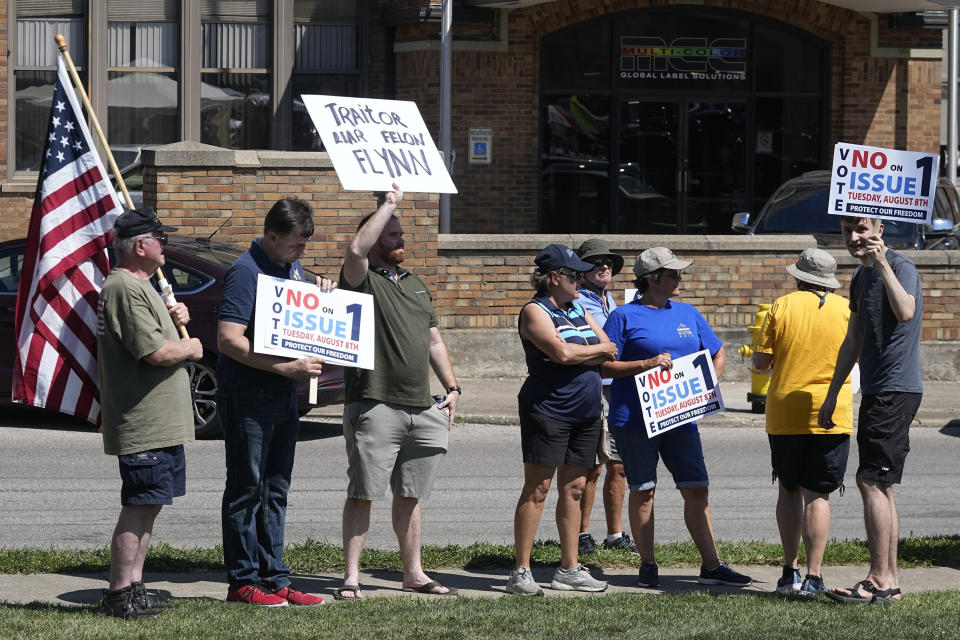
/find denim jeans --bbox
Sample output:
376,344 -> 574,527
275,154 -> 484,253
220,385 -> 299,589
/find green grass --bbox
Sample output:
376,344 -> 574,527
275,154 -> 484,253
3,591 -> 960,640
1,535 -> 959,575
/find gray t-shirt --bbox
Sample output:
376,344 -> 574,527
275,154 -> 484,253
98,269 -> 194,455
849,249 -> 923,394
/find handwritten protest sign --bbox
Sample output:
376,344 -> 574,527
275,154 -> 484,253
252,275 -> 375,370
829,143 -> 939,225
302,94 -> 457,194
635,349 -> 725,438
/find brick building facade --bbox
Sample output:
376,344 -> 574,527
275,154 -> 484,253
0,1 -> 957,369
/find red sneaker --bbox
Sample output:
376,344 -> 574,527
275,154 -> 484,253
226,584 -> 288,607
273,586 -> 325,606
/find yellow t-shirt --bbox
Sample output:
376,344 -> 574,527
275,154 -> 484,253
755,289 -> 853,435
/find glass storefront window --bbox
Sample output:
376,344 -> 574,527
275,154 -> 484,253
541,95 -> 612,232
541,21 -> 610,91
539,7 -> 828,234
201,21 -> 271,149
292,1 -> 361,151
201,72 -> 270,150
107,19 -> 178,168
15,6 -> 85,171
754,98 -> 823,214
754,25 -> 826,93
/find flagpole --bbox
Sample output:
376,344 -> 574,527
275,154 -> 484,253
55,34 -> 189,339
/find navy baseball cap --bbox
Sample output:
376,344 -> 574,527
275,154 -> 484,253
534,243 -> 595,273
113,207 -> 177,239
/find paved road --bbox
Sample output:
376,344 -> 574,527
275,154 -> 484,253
1,406 -> 959,550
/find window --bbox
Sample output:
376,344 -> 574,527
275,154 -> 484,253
107,1 -> 179,168
154,261 -> 214,295
8,0 -> 369,177
292,1 -> 361,150
0,244 -> 26,294
539,7 -> 829,234
200,0 -> 271,150
14,1 -> 85,171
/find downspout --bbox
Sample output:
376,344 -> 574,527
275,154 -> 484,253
440,0 -> 453,233
949,10 -> 958,183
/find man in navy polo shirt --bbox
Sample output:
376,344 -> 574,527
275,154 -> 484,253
217,197 -> 332,607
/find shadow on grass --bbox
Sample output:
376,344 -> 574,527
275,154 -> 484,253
5,536 -> 959,577
0,602 -> 94,615
899,536 -> 960,567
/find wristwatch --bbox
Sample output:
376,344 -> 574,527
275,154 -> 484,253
447,385 -> 462,395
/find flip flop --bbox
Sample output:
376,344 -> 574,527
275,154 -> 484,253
401,580 -> 458,596
825,579 -> 880,604
333,585 -> 363,601
872,587 -> 901,605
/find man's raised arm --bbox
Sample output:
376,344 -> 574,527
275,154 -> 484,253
343,183 -> 403,287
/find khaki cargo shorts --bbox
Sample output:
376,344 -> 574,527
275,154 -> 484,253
343,400 -> 449,500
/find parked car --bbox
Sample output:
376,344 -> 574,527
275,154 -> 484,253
0,234 -> 344,438
731,170 -> 960,249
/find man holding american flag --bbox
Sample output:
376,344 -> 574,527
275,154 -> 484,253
96,208 -> 203,619
14,53 -> 201,619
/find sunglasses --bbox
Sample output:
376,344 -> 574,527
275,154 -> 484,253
557,268 -> 583,281
589,258 -> 615,269
148,232 -> 168,246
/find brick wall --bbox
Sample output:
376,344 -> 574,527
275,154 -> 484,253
0,189 -> 32,240
435,236 -> 960,342
142,144 -> 440,281
389,0 -> 943,233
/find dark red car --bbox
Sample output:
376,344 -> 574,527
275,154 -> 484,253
0,234 -> 344,438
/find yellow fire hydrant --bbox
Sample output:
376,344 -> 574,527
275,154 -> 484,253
735,303 -> 772,414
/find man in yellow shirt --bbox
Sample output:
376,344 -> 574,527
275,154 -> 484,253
753,248 -> 853,597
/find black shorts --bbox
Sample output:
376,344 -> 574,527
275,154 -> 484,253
856,391 -> 922,485
519,406 -> 601,468
768,434 -> 850,494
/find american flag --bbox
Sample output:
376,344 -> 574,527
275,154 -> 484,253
13,55 -> 124,424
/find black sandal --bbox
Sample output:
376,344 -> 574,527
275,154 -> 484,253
333,584 -> 363,601
825,579 -> 879,604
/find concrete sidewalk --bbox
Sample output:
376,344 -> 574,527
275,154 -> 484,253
1,565 -> 956,606
308,378 -> 959,429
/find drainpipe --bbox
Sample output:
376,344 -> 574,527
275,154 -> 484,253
439,0 -> 453,233
949,10 -> 958,183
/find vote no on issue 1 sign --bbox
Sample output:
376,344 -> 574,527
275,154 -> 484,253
830,142 -> 939,225
302,94 -> 457,194
252,274 -> 375,370
635,349 -> 725,438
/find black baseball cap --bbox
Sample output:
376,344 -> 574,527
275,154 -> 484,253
534,243 -> 595,273
113,207 -> 177,239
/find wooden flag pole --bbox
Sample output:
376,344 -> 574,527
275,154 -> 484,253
55,34 -> 189,339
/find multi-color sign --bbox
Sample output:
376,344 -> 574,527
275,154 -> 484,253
829,142 -> 939,225
619,36 -> 747,82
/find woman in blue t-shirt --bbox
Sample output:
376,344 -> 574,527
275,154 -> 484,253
601,247 -> 752,589
505,243 -> 618,596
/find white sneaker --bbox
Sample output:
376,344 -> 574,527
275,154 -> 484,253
550,564 -> 607,592
506,567 -> 544,596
